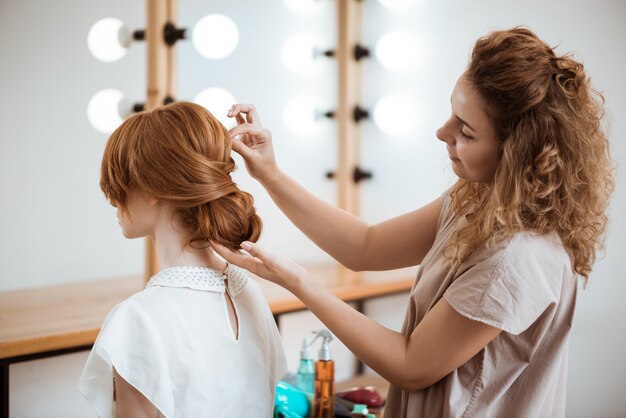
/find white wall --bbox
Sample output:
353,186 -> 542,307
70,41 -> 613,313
0,0 -> 147,290
2,0 -> 625,417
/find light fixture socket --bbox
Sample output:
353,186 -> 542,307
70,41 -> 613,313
353,166 -> 373,183
132,96 -> 176,113
314,109 -> 335,120
353,44 -> 370,61
133,30 -> 145,41
163,22 -> 187,46
325,166 -> 374,184
313,47 -> 336,60
353,105 -> 369,123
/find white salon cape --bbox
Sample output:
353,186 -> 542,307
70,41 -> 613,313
79,264 -> 286,418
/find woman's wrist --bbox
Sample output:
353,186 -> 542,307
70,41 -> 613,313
258,166 -> 284,189
284,268 -> 311,297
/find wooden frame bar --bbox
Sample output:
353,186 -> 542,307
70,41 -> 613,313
336,0 -> 364,284
144,0 -> 178,281
336,0 -> 363,216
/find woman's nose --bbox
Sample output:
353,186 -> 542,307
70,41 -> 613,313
436,121 -> 453,144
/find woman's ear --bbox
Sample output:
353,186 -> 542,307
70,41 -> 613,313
140,191 -> 158,207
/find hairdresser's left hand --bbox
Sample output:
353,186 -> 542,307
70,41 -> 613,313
210,240 -> 309,291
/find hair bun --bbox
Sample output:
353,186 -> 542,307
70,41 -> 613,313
190,189 -> 262,250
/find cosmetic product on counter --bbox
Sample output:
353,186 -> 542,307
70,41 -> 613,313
296,336 -> 315,394
311,330 -> 334,418
336,386 -> 385,408
273,381 -> 310,418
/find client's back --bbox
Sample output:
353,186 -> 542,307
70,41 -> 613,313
79,102 -> 286,417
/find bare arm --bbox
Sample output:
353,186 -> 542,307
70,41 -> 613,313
263,169 -> 441,270
113,368 -> 158,418
295,278 -> 501,390
228,104 -> 441,271
211,242 -> 502,391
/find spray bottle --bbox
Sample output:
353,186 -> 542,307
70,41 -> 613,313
311,330 -> 334,418
296,336 -> 315,393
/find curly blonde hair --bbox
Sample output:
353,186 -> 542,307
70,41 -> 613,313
447,27 -> 614,282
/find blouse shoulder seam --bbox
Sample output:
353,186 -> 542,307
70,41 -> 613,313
476,234 -> 521,318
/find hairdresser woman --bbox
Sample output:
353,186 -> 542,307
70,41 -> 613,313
212,27 -> 613,417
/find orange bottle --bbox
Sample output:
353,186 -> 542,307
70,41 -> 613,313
312,330 -> 334,418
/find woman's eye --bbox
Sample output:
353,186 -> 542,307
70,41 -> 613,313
461,130 -> 473,140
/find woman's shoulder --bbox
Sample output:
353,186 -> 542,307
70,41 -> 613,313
508,230 -> 571,267
478,230 -> 576,298
235,275 -> 274,314
468,229 -> 570,266
99,291 -> 155,328
445,230 -> 575,335
459,230 -> 575,294
435,187 -> 458,234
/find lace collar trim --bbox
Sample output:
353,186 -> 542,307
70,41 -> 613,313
145,264 -> 248,297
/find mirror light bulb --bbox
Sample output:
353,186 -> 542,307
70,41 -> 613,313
193,87 -> 237,128
87,89 -> 126,134
377,0 -> 416,10
373,95 -> 419,136
281,34 -> 322,75
284,0 -> 323,14
192,14 -> 239,60
375,31 -> 419,72
283,97 -> 322,136
87,18 -> 129,62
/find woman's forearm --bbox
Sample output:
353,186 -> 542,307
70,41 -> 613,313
211,240 -> 501,393
260,170 -> 371,271
289,274 -> 412,388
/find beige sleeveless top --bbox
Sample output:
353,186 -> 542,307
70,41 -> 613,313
384,192 -> 577,418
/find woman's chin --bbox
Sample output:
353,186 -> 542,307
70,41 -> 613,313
120,229 -> 140,239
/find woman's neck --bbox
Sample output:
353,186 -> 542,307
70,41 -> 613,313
150,212 -> 227,272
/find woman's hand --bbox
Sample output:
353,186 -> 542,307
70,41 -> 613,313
210,240 -> 309,292
227,104 -> 279,182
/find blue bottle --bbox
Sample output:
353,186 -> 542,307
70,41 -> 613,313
274,381 -> 310,418
296,337 -> 315,394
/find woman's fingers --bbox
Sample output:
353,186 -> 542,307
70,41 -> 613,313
226,103 -> 277,182
240,241 -> 275,267
212,240 -> 308,290
228,104 -> 262,126
229,122 -> 267,140
235,113 -> 246,126
230,138 -> 254,160
210,241 -> 264,275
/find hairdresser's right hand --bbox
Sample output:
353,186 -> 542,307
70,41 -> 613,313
228,104 -> 279,182
210,240 -> 309,293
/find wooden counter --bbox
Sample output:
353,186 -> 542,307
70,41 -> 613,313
0,265 -> 416,360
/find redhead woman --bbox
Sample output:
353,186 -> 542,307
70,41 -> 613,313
79,102 -> 286,418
